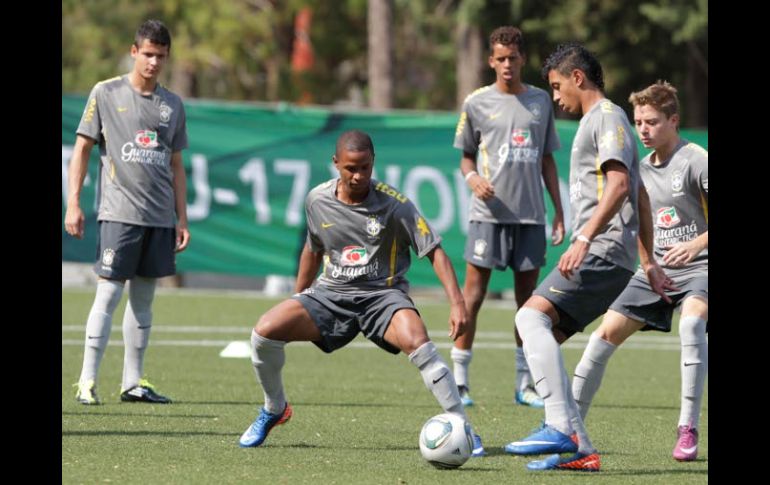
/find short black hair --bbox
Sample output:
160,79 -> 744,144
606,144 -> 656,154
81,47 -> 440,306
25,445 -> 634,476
542,42 -> 604,90
135,19 -> 171,49
335,130 -> 375,157
489,26 -> 525,55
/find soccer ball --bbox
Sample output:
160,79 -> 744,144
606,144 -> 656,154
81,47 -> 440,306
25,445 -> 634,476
418,413 -> 473,469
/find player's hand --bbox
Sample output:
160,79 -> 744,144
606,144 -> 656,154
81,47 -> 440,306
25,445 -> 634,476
448,302 -> 467,341
175,223 -> 191,252
557,239 -> 590,279
64,206 -> 85,239
642,262 -> 679,304
661,240 -> 702,267
551,214 -> 565,245
468,173 -> 495,201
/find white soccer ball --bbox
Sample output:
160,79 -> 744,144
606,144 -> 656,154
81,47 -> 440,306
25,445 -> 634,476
418,413 -> 473,469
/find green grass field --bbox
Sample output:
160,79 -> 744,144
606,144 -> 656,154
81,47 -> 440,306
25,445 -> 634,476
62,287 -> 707,484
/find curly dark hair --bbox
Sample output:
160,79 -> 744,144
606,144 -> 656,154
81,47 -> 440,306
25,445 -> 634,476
489,26 -> 525,55
541,42 -> 604,90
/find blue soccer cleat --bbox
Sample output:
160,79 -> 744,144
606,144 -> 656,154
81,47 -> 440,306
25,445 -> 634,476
471,432 -> 486,457
458,385 -> 474,407
504,422 -> 578,455
526,451 -> 601,471
515,386 -> 545,408
239,402 -> 293,447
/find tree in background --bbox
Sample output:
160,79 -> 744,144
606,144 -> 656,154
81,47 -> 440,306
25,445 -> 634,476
62,0 -> 707,127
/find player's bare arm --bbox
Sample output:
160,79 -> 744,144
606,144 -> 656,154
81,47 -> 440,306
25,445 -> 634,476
64,134 -> 97,239
541,152 -> 565,245
638,183 -> 677,302
558,161 -> 629,279
426,245 -> 467,340
461,152 -> 494,200
171,150 -> 191,252
294,243 -> 323,293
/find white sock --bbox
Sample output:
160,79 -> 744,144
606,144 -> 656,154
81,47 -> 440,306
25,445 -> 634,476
79,279 -> 124,384
572,332 -> 618,421
564,366 -> 596,454
409,342 -> 466,419
678,316 -> 708,428
121,277 -> 156,390
450,347 -> 472,389
515,307 -> 571,435
251,329 -> 287,415
515,346 -> 533,391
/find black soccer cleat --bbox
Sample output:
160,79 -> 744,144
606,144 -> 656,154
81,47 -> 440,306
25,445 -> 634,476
120,379 -> 172,404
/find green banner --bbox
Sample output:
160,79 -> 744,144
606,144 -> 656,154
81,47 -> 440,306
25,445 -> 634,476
62,95 -> 708,291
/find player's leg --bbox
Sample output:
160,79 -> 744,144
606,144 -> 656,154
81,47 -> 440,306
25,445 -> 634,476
77,277 -> 125,404
77,221 -> 140,405
674,293 -> 708,461
120,226 -> 175,403
384,308 -> 486,456
453,221 -> 498,406
239,298 -> 319,447
452,262 -> 491,406
513,269 -> 543,407
572,310 -> 643,420
512,224 -> 548,407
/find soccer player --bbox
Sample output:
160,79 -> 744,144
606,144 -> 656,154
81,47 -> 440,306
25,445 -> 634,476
452,26 -> 565,408
238,130 -> 484,457
571,81 -> 708,462
64,19 -> 189,405
502,43 -> 673,471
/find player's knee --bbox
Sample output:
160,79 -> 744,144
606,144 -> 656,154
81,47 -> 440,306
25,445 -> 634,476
464,285 -> 487,308
679,316 -> 707,346
402,334 -> 430,355
515,307 -> 551,337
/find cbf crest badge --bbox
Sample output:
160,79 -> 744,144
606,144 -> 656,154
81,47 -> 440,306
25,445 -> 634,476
102,248 -> 115,266
671,170 -> 683,193
159,102 -> 172,123
366,216 -> 383,237
473,239 -> 487,257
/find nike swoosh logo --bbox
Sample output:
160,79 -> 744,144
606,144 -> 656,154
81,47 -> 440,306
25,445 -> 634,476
581,460 -> 599,467
489,112 -> 502,120
87,336 -> 102,339
321,223 -> 335,228
549,286 -> 567,295
680,446 -> 697,454
117,107 -> 128,112
432,371 -> 449,384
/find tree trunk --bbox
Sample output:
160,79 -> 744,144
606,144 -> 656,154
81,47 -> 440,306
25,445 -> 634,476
368,0 -> 394,110
455,20 -> 482,109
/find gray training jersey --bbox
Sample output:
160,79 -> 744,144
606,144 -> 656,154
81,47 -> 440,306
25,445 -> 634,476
305,179 -> 441,293
641,139 -> 708,275
569,99 -> 640,272
77,75 -> 189,227
454,84 -> 560,224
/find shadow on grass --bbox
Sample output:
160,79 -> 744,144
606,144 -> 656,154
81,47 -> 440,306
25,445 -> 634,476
177,401 -> 437,409
63,411 -> 217,418
593,403 -> 680,412
63,430 -> 236,437
600,466 -> 707,476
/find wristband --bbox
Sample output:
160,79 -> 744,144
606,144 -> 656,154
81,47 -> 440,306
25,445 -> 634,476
576,234 -> 591,244
464,171 -> 477,181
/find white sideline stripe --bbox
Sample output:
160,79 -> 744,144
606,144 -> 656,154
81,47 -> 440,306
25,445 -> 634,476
61,339 -> 681,351
60,325 -> 682,344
